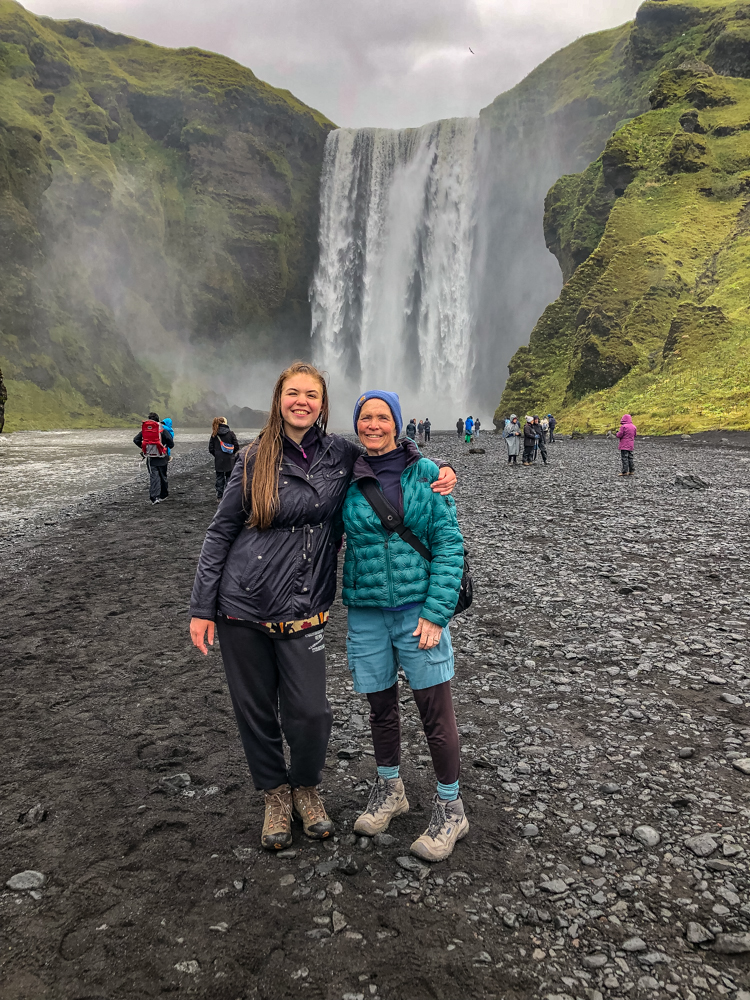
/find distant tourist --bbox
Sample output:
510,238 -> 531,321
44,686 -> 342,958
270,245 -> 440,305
456,417 -> 464,438
134,412 -> 174,505
532,416 -> 548,465
474,418 -> 481,437
616,414 -> 637,476
540,415 -> 549,443
522,416 -> 536,466
503,414 -> 522,465
424,417 -> 431,443
417,419 -> 425,444
188,364 -> 457,852
406,418 -> 417,440
548,414 -> 557,443
209,417 -> 240,502
464,415 -> 474,443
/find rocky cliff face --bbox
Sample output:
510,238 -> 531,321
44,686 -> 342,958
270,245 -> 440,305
0,1 -> 334,431
496,0 -> 750,433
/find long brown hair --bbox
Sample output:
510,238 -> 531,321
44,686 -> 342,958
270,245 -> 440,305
243,361 -> 329,529
211,416 -> 227,437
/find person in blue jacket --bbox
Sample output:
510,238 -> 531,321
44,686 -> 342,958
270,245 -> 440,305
343,390 -> 468,863
464,415 -> 474,443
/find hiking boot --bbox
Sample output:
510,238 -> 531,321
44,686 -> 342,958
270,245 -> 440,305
150,498 -> 160,505
292,786 -> 334,839
410,794 -> 469,862
261,783 -> 293,850
354,776 -> 409,836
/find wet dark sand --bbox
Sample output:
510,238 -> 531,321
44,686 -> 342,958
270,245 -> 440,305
1,434 -> 749,999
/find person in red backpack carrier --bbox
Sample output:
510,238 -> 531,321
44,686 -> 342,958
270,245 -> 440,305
134,412 -> 174,505
209,416 -> 240,502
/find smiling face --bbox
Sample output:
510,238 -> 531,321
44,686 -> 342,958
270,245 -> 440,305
280,374 -> 323,437
357,399 -> 398,456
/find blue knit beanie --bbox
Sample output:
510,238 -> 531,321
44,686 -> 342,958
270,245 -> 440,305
352,390 -> 403,437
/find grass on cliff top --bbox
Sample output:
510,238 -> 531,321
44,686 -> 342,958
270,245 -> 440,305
2,378 -> 138,433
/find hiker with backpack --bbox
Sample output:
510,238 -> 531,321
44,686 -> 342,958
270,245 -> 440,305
344,390 -> 469,862
133,412 -> 174,505
189,363 -> 457,853
209,417 -> 240,502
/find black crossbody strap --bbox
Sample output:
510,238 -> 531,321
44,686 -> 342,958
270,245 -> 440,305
357,480 -> 432,562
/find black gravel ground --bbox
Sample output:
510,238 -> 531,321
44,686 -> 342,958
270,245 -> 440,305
1,432 -> 749,1000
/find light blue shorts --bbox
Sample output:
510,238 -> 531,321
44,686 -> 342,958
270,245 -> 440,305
345,605 -> 455,694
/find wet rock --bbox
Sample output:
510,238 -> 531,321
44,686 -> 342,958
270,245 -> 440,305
540,879 -> 568,894
679,747 -> 695,759
158,772 -> 191,795
686,921 -> 714,944
623,937 -> 647,952
732,758 -> 750,775
675,473 -> 710,489
396,856 -> 429,879
633,825 -> 661,848
332,911 -> 347,933
174,960 -> 200,974
685,833 -> 718,857
582,953 -> 608,969
599,782 -> 621,795
338,856 -> 359,876
18,804 -> 46,826
6,870 -> 46,890
306,928 -> 331,939
721,692 -> 743,706
522,824 -> 540,838
372,833 -> 394,847
714,932 -> 750,954
279,874 -> 295,887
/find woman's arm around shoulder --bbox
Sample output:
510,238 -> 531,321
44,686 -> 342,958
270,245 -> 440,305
420,461 -> 465,628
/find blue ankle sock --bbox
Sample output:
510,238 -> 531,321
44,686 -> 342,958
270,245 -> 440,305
377,765 -> 400,781
437,780 -> 459,802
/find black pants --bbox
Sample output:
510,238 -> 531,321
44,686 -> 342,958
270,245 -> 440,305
507,453 -> 518,464
366,680 -> 460,784
549,429 -> 555,443
620,450 -> 635,473
147,460 -> 169,500
217,618 -> 332,791
523,445 -> 534,464
537,440 -> 548,464
215,470 -> 232,498
424,429 -> 430,442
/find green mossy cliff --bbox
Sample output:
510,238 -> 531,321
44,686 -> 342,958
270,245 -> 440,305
0,1 -> 334,432
496,0 -> 750,433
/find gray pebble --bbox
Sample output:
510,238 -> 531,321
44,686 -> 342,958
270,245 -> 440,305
6,870 -> 46,890
685,833 -> 718,857
633,825 -> 661,849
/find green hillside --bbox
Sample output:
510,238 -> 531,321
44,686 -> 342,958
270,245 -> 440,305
496,0 -> 750,433
0,1 -> 334,432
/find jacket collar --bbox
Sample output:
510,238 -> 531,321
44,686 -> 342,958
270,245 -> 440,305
351,438 -> 421,482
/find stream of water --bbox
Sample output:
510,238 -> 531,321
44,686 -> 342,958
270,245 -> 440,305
0,428 -> 258,527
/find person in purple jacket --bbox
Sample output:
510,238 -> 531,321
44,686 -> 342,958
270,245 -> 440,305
616,414 -> 637,476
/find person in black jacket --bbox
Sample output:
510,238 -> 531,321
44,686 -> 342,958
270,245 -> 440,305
189,363 -> 458,853
133,412 -> 175,504
209,417 -> 240,501
522,417 -> 536,466
548,413 -> 557,443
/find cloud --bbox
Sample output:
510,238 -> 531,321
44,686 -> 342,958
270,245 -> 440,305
27,0 -> 642,126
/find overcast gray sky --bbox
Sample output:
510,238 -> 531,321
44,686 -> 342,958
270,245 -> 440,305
27,0 -> 642,128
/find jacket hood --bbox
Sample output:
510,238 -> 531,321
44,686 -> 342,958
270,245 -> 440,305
621,414 -> 633,425
352,438 -> 421,482
162,418 -> 173,429
217,423 -> 232,437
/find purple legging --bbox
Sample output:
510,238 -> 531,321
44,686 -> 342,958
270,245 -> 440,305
366,680 -> 460,784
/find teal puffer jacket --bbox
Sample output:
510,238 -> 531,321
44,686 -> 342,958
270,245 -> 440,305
342,453 -> 465,627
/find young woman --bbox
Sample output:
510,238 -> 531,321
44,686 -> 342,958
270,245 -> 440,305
342,390 -> 467,862
209,416 -> 240,501
189,363 -> 456,851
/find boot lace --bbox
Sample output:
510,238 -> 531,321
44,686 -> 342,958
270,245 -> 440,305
365,777 -> 390,815
425,797 -> 447,839
266,788 -> 291,829
295,787 -> 326,822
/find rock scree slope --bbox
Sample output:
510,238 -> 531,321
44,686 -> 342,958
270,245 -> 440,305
1,433 -> 750,998
0,0 -> 334,432
496,0 -> 750,434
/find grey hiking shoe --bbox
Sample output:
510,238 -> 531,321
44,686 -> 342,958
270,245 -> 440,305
354,776 -> 409,836
261,783 -> 293,850
410,794 -> 469,862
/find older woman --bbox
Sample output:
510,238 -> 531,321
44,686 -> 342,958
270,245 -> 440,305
503,414 -> 522,465
342,390 -> 467,862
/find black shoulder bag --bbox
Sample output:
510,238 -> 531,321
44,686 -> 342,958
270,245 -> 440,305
357,480 -> 473,616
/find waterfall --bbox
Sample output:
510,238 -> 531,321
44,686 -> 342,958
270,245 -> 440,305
311,119 -> 479,424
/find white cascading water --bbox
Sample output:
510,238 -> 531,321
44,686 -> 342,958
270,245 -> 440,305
310,119 -> 478,424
